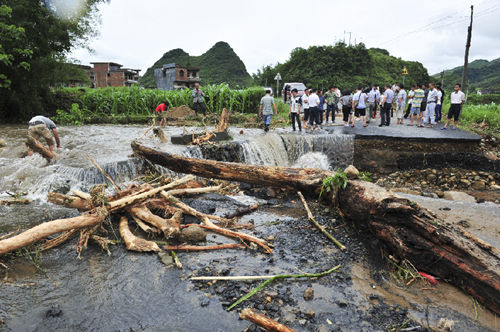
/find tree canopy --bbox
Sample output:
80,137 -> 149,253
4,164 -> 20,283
252,43 -> 430,91
0,0 -> 107,122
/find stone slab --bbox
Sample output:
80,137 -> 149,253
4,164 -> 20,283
171,131 -> 231,145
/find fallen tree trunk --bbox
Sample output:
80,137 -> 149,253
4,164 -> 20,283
131,141 -> 330,194
25,136 -> 57,162
338,180 -> 500,316
240,308 -> 297,332
0,209 -> 106,255
131,143 -> 500,316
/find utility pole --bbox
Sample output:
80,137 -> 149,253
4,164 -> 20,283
348,32 -> 352,46
461,5 -> 474,92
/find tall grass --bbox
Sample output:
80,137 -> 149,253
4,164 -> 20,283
460,103 -> 500,129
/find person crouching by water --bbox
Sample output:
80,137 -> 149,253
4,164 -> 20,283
27,114 -> 61,156
288,88 -> 302,131
192,83 -> 206,117
155,100 -> 170,126
259,89 -> 277,132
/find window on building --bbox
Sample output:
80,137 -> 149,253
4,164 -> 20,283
107,73 -> 110,77
107,83 -> 111,87
163,70 -> 166,78
179,70 -> 184,77
193,72 -> 197,78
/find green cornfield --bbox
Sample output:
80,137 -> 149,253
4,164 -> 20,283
52,84 -> 266,119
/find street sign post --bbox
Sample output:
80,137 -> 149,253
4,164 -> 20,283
274,73 -> 281,98
401,67 -> 409,86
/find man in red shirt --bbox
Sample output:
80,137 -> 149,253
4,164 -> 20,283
155,101 -> 170,126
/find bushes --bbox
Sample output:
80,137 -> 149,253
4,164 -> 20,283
466,94 -> 500,105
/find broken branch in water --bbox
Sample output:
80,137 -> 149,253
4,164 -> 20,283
119,216 -> 160,253
227,265 -> 342,311
297,192 -> 346,251
240,308 -> 298,332
164,243 -> 245,252
86,154 -> 121,192
137,123 -> 155,140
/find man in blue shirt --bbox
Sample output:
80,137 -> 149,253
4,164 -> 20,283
379,84 -> 394,127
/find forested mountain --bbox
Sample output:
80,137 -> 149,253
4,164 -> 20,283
139,42 -> 253,88
431,57 -> 500,92
252,43 -> 430,91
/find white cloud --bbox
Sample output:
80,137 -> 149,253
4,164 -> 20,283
71,0 -> 500,77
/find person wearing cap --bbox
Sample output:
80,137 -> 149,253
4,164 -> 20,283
259,89 -> 277,132
27,114 -> 61,156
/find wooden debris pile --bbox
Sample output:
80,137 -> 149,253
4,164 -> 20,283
0,174 -> 270,258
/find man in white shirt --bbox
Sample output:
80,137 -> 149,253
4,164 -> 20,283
442,84 -> 465,130
421,83 -> 438,128
288,88 -> 302,131
307,88 -> 321,131
351,86 -> 362,122
404,85 -> 415,119
366,84 -> 380,123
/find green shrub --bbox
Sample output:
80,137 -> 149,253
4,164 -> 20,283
466,94 -> 500,105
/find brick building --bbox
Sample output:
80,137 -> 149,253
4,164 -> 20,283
89,62 -> 141,88
154,63 -> 201,90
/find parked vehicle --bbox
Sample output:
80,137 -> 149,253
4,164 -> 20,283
282,82 -> 306,102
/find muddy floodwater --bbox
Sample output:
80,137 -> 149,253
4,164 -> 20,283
1,124 -> 499,331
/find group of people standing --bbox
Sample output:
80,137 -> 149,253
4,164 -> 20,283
282,82 -> 466,132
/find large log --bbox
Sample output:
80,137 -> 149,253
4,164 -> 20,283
131,141 -> 331,193
131,142 -> 500,316
338,181 -> 500,316
0,209 -> 106,255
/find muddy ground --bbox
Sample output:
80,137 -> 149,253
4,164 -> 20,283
1,185 -> 498,332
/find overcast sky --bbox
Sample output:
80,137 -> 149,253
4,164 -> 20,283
71,0 -> 500,78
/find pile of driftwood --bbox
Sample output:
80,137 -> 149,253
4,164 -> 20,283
0,174 -> 270,257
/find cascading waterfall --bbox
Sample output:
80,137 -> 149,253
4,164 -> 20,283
234,133 -> 354,170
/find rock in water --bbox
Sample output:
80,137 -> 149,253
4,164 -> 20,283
442,191 -> 476,203
178,225 -> 207,243
158,252 -> 173,265
344,165 -> 359,179
303,287 -> 314,301
0,139 -> 6,148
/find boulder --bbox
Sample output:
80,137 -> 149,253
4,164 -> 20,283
442,191 -> 476,203
434,190 -> 444,198
0,139 -> 6,148
178,225 -> 207,243
344,165 -> 359,179
472,181 -> 486,190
